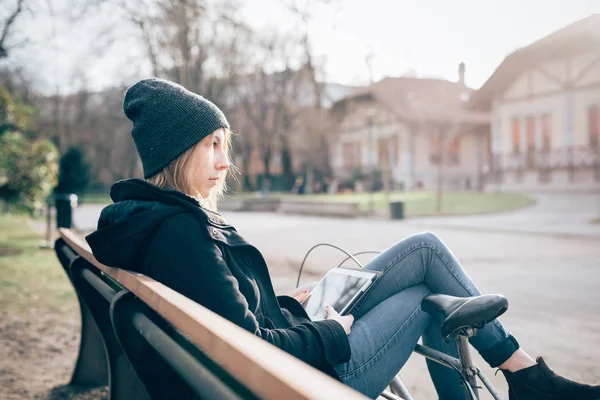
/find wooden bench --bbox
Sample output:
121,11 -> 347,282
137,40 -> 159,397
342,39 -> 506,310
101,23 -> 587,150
277,200 -> 359,218
54,228 -> 376,400
219,197 -> 360,218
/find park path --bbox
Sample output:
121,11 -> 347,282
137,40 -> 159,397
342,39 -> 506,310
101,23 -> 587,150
407,192 -> 600,238
73,192 -> 600,239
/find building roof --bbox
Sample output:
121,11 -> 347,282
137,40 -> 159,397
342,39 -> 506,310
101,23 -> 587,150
469,14 -> 600,110
332,76 -> 490,124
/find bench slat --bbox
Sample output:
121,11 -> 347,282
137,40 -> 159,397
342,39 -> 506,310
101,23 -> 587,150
59,228 -> 367,400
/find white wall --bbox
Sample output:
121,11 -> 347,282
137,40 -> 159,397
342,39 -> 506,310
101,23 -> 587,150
493,50 -> 600,154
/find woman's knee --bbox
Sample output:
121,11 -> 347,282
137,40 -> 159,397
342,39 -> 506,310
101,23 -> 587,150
370,232 -> 448,275
403,231 -> 445,249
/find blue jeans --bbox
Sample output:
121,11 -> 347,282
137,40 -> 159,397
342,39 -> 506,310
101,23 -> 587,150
331,232 -> 520,399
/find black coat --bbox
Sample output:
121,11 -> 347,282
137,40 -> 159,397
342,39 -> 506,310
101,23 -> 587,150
86,179 -> 350,379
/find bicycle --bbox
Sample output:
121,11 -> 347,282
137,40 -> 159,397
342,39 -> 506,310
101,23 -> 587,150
382,292 -> 507,400
297,244 -> 509,400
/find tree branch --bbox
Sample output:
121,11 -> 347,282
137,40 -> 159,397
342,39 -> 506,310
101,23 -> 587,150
0,0 -> 25,58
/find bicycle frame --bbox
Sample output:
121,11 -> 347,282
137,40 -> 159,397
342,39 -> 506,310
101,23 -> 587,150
387,335 -> 504,400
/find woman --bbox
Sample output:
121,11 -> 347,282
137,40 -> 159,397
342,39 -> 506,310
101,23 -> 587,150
86,78 -> 600,400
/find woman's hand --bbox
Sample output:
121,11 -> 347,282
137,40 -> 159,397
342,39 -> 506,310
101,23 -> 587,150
291,289 -> 310,304
325,306 -> 354,335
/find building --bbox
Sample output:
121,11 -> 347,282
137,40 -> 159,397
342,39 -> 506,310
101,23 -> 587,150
470,14 -> 600,191
329,65 -> 490,192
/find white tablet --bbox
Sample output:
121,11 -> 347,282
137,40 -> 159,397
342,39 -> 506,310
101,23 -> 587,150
301,267 -> 380,321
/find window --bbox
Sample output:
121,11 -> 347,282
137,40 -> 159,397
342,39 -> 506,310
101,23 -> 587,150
448,136 -> 460,165
541,114 -> 552,152
430,135 -> 459,165
589,105 -> 599,148
526,117 -> 536,149
512,118 -> 521,154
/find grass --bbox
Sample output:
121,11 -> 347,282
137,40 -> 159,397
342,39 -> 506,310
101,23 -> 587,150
226,191 -> 536,217
0,214 -> 76,313
79,192 -> 111,205
593,217 -> 600,224
79,188 -> 535,217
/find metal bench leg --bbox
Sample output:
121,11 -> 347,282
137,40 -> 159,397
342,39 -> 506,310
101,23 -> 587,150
54,240 -> 109,387
70,259 -> 149,400
70,298 -> 110,387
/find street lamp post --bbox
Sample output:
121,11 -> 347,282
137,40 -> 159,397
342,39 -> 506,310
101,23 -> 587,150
366,111 -> 376,214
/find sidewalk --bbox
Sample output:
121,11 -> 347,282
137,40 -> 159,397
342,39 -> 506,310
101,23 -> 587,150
73,204 -> 105,233
405,192 -> 600,239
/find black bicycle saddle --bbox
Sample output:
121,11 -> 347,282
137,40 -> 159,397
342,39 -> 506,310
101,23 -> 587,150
421,294 -> 508,338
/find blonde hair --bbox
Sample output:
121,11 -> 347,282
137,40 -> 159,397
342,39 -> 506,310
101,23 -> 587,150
147,129 -> 234,211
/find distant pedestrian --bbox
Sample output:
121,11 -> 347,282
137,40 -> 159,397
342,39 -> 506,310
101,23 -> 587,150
261,176 -> 271,198
292,175 -> 305,194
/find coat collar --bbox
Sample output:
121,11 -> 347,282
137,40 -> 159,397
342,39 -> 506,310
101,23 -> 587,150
110,178 -> 230,227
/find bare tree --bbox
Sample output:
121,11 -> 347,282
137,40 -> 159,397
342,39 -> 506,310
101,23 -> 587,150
234,33 -> 301,187
121,0 -> 264,190
28,0 -> 250,188
6,0 -> 347,192
284,0 -> 343,109
283,0 -> 343,192
0,0 -> 25,58
118,0 -> 247,106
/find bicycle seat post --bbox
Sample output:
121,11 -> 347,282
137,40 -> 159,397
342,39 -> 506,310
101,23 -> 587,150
455,327 -> 479,400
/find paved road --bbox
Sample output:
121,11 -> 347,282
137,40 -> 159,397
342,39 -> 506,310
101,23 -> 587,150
73,194 -> 600,399
408,192 -> 600,238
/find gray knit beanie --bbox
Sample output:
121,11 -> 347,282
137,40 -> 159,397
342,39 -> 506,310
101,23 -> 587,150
123,78 -> 230,179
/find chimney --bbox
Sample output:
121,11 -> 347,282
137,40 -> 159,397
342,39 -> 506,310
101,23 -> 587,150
458,62 -> 466,86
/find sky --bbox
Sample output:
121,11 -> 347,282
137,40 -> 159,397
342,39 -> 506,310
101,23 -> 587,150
242,0 -> 600,88
3,0 -> 600,94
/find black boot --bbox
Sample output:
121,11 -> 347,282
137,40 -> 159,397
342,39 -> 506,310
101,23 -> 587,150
501,356 -> 600,400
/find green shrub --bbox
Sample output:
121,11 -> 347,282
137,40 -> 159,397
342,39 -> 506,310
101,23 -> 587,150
0,132 -> 59,213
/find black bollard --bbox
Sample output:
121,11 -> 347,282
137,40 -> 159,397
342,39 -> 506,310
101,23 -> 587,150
55,193 -> 78,229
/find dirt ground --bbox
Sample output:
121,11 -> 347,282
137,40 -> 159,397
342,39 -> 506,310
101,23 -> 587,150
0,302 -> 108,399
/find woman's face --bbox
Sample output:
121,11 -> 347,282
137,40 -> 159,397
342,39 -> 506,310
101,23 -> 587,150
192,128 -> 230,198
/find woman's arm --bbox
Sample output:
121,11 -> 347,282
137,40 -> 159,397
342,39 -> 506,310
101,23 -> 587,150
143,214 -> 351,368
